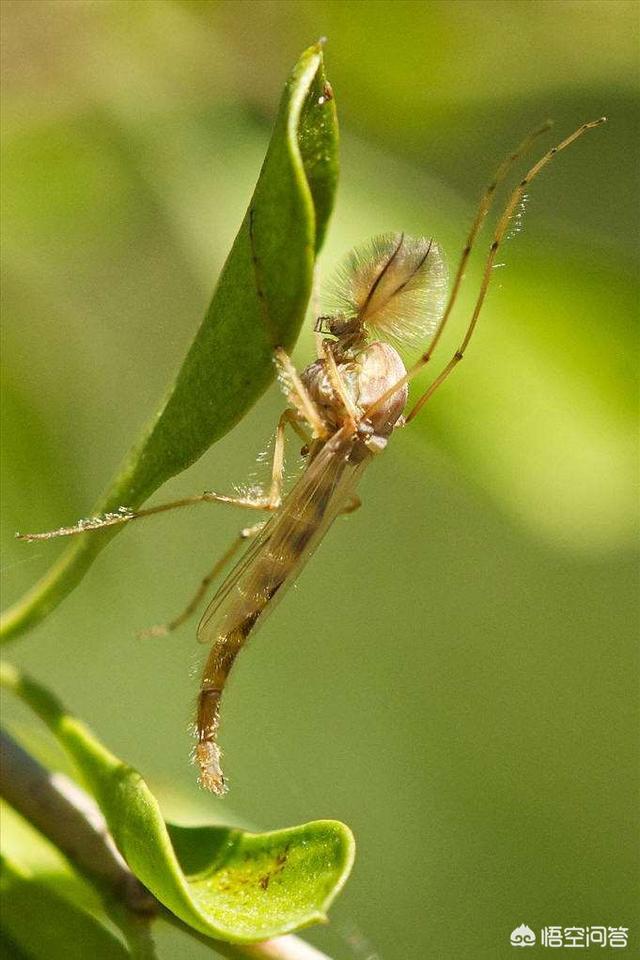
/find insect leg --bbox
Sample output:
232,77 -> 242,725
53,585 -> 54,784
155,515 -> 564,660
402,118 -> 606,421
138,407 -> 307,638
322,341 -> 360,423
418,119 -> 554,365
362,118 -> 606,426
16,410 -> 309,544
274,347 -> 329,439
138,522 -> 265,639
15,490 -> 273,543
265,408 -> 308,507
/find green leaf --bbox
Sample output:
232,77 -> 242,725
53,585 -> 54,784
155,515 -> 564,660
1,663 -> 355,943
1,41 -> 338,644
0,856 -> 129,960
0,931 -> 32,960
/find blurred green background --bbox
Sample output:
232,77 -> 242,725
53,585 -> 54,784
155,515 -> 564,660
1,1 -> 638,958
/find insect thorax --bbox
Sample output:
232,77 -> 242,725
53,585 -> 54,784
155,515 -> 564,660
301,340 -> 408,448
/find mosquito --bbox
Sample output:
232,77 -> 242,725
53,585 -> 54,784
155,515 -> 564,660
17,118 -> 606,794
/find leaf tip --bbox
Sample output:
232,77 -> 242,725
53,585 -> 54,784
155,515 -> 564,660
309,818 -> 356,899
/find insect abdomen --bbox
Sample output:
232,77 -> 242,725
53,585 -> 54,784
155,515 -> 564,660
195,440 -> 361,793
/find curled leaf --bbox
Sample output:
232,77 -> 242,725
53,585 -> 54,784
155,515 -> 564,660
2,41 -> 338,643
0,855 -> 129,960
1,663 -> 355,943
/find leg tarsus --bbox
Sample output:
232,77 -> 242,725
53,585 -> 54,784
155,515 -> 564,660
15,490 -> 274,543
404,118 -> 605,423
16,506 -> 137,542
419,120 -> 554,365
139,403 -> 309,639
365,118 -> 606,427
16,406 -> 309,544
138,521 -> 265,639
361,121 -> 556,426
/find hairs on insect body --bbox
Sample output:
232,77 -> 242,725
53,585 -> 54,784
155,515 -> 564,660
325,231 -> 449,351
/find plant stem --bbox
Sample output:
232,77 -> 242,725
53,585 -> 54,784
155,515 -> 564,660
166,912 -> 333,959
0,730 -> 335,960
0,730 -> 155,914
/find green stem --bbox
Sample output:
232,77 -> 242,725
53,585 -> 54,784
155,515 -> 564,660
0,525 -> 117,643
0,665 -> 337,960
0,731 -> 333,960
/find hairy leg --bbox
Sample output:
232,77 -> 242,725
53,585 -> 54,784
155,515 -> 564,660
274,346 -> 329,439
138,521 -> 265,639
16,408 -> 308,543
363,118 -> 606,424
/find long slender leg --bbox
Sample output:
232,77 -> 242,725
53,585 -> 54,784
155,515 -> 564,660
365,118 -> 606,424
16,408 -> 307,543
403,118 -> 606,420
322,340 -> 360,423
331,122 -> 553,439
360,122 -> 553,425
265,408 -> 309,506
421,119 -> 553,364
138,521 -> 265,639
274,346 -> 329,439
195,421 -> 358,794
142,411 -> 312,641
147,452 -> 359,643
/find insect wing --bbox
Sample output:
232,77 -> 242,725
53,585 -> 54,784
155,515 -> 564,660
196,519 -> 275,644
196,434 -> 364,648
